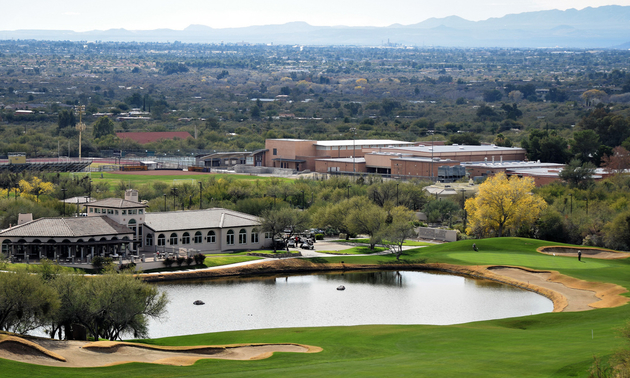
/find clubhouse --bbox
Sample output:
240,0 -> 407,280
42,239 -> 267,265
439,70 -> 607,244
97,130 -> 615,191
0,190 -> 270,262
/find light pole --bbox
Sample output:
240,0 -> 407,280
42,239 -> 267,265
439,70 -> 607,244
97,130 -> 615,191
172,187 -> 178,210
350,127 -> 357,174
198,181 -> 203,210
75,105 -> 86,161
61,188 -> 67,217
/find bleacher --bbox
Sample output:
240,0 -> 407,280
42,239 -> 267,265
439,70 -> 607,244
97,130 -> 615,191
0,161 -> 92,173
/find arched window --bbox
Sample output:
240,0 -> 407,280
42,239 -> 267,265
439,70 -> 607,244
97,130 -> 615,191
207,231 -> 216,243
182,232 -> 190,244
1,240 -> 10,255
194,231 -> 202,244
128,219 -> 137,236
170,233 -> 178,245
251,228 -> 259,243
226,230 -> 234,245
157,234 -> 165,246
239,229 -> 247,244
146,234 -> 153,246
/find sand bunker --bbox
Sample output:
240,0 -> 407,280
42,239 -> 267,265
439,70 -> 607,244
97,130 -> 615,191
0,335 -> 321,367
487,266 -> 629,312
537,246 -> 630,259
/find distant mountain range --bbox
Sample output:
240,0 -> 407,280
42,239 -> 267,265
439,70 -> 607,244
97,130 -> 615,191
3,5 -> 630,48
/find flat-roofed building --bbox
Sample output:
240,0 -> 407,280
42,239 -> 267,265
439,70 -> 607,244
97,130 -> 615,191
265,138 -> 415,172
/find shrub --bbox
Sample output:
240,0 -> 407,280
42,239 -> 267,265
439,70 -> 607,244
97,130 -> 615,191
186,256 -> 194,266
193,253 -> 206,265
176,256 -> 185,266
163,257 -> 174,267
315,233 -> 324,240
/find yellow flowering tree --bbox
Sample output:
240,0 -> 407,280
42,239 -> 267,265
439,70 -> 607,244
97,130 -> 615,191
465,172 -> 547,237
18,177 -> 55,203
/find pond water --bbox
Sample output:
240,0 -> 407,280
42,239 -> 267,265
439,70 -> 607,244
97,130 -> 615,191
147,270 -> 553,338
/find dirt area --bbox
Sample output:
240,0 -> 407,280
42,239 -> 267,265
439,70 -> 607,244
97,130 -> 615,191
537,246 -> 630,259
0,336 -> 321,367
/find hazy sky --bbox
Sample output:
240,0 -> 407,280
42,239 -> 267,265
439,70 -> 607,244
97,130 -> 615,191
3,0 -> 630,31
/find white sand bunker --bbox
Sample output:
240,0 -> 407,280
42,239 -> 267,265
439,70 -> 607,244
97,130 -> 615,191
0,335 -> 322,367
537,246 -> 630,259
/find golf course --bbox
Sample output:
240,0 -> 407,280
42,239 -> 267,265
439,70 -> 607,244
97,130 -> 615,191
1,237 -> 629,377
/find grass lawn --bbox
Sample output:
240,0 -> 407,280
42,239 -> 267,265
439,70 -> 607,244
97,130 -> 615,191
332,238 -> 434,247
319,246 -> 388,255
2,237 -> 630,377
143,255 -> 263,273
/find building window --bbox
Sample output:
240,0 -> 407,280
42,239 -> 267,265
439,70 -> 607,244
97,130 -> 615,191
227,230 -> 234,245
122,210 -> 126,215
115,210 -> 119,215
128,219 -> 137,237
107,209 -> 113,214
182,232 -> 190,244
265,232 -> 272,239
157,234 -> 165,246
207,231 -> 216,243
139,209 -> 143,214
146,234 -> 153,246
170,233 -> 178,245
89,208 -> 93,213
239,229 -> 247,244
273,148 -> 277,155
251,228 -> 259,243
194,231 -> 202,243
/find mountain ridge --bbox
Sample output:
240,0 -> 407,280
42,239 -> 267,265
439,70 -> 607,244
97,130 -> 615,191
2,5 -> 630,48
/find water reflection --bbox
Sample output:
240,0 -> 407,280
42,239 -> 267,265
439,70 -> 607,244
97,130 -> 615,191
147,270 -> 553,339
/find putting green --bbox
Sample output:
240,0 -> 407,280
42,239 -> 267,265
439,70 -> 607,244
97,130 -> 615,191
445,252 -> 613,270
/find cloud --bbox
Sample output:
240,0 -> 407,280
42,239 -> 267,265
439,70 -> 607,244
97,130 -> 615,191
63,12 -> 80,16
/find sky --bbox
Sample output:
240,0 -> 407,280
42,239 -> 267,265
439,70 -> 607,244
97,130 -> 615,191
3,0 -> 630,31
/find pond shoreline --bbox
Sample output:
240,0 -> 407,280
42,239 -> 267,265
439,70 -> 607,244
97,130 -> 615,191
137,258 -> 629,313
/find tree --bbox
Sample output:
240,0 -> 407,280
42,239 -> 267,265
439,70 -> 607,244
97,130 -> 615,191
521,130 -> 569,164
465,172 -> 547,238
572,129 -> 601,164
345,197 -> 387,249
18,176 -> 54,203
260,208 -> 309,252
559,159 -> 596,188
483,89 -> 503,102
382,206 -> 417,258
424,199 -> 460,225
92,116 -> 115,139
601,146 -> 630,174
57,109 -> 76,131
0,270 -> 59,334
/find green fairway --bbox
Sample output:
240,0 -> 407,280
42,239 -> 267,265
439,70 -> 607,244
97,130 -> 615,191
2,237 -> 630,377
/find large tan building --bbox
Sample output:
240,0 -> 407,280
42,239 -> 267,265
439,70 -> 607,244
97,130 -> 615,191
265,139 -> 416,172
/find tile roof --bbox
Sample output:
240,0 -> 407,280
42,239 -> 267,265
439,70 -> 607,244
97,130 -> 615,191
0,216 -> 133,238
88,198 -> 147,209
144,208 -> 260,232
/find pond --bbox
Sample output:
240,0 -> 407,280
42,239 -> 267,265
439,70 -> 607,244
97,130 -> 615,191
147,270 -> 553,338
